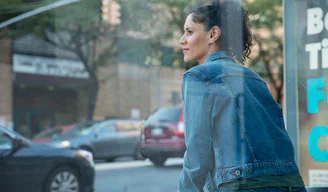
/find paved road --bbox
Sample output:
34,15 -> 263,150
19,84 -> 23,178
95,158 -> 184,192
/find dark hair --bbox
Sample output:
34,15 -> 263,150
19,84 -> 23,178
189,0 -> 253,64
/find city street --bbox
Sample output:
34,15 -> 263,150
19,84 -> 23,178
95,158 -> 183,192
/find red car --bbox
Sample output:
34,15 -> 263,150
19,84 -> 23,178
139,106 -> 185,166
31,124 -> 74,142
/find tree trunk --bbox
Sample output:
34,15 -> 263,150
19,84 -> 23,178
87,78 -> 99,120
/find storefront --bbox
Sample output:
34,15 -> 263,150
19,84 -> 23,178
11,35 -> 90,138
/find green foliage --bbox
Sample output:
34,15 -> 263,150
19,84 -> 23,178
0,0 -> 44,38
0,0 -> 48,15
1,0 -> 101,37
119,0 -> 153,33
118,0 -> 202,69
49,0 -> 99,28
246,0 -> 282,28
246,0 -> 283,73
246,0 -> 284,103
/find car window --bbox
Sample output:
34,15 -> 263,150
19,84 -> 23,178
98,125 -> 116,134
95,121 -> 116,134
58,122 -> 95,139
115,121 -> 143,132
146,108 -> 182,123
0,132 -> 13,150
33,128 -> 62,138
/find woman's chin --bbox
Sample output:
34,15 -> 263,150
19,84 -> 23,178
183,57 -> 192,63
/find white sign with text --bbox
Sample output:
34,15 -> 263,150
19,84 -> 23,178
13,54 -> 89,79
309,169 -> 328,186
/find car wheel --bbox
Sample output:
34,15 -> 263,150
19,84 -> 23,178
150,156 -> 167,167
44,166 -> 83,192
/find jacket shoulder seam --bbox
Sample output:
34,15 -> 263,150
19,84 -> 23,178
184,69 -> 207,81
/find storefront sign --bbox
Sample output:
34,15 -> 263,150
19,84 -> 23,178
13,54 -> 89,79
285,0 -> 328,186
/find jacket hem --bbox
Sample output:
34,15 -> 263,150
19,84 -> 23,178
216,161 -> 299,186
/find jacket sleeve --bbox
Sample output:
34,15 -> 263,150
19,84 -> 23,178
178,71 -> 215,192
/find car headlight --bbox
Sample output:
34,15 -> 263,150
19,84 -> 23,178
47,140 -> 71,148
73,150 -> 94,166
60,140 -> 70,147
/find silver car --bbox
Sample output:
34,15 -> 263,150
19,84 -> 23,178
50,119 -> 144,162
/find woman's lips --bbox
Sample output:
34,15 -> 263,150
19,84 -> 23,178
183,49 -> 189,54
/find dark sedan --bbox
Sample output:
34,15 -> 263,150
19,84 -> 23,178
0,126 -> 94,192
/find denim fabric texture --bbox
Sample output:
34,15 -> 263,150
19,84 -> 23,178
178,51 -> 301,192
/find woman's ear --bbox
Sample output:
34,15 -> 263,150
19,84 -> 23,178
209,26 -> 221,43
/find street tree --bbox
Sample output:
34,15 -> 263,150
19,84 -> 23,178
41,0 -> 120,120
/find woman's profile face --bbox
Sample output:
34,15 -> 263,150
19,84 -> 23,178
180,14 -> 211,64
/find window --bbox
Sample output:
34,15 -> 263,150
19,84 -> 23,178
97,123 -> 116,134
147,107 -> 182,123
2,0 -> 326,190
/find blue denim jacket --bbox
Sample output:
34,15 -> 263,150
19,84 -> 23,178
178,51 -> 300,192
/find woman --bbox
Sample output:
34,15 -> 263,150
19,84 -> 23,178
178,1 -> 306,192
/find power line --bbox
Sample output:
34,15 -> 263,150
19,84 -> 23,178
0,0 -> 81,29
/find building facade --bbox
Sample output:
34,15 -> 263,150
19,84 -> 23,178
0,35 -> 184,138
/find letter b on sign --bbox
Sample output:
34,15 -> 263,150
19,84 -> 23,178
308,8 -> 324,35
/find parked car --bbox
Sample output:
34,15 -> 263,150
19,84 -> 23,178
139,106 -> 185,166
50,119 -> 144,162
0,126 -> 94,192
31,124 -> 74,142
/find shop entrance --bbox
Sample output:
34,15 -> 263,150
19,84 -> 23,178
14,108 -> 55,138
13,85 -> 79,138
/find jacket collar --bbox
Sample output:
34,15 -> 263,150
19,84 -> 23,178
203,51 -> 229,64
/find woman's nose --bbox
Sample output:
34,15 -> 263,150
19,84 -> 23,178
180,35 -> 186,44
